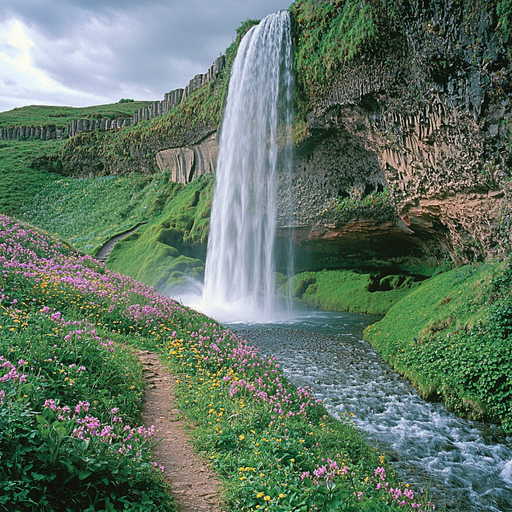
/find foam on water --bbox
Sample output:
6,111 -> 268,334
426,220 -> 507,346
234,310 -> 512,511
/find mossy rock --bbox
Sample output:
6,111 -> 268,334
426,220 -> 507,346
285,268 -> 422,316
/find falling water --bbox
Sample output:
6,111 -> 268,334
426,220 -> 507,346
202,10 -> 293,322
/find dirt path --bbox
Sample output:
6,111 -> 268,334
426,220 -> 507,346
136,350 -> 223,512
95,222 -> 148,263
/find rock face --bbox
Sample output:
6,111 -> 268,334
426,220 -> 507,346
0,125 -> 65,141
283,0 -> 512,268
0,56 -> 226,141
155,133 -> 218,184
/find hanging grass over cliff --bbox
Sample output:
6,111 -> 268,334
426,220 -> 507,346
290,0 -> 405,117
291,0 -> 511,131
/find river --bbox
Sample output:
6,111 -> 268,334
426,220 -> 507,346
229,309 -> 512,512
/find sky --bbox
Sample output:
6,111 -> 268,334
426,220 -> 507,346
0,0 -> 292,113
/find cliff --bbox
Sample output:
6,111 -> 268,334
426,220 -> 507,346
28,1 -> 511,270
283,0 -> 512,268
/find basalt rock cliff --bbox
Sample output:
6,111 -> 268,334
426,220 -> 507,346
44,1 -> 512,272
282,0 -> 512,270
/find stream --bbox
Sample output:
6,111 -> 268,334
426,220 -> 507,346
230,310 -> 512,512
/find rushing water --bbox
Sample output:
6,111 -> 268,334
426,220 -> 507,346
202,10 -> 293,322
232,310 -> 512,512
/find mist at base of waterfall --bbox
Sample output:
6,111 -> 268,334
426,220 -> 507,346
169,277 -> 295,324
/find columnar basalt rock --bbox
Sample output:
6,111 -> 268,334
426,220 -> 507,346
155,133 -> 218,184
133,56 -> 226,124
0,56 -> 226,142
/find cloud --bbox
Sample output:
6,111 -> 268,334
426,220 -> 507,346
0,0 -> 292,112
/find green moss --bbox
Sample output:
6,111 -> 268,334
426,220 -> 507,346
365,260 -> 512,430
285,268 -> 422,316
319,188 -> 395,226
107,175 -> 214,291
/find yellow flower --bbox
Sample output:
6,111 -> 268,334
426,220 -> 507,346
264,496 -> 271,501
279,494 -> 285,498
256,493 -> 263,498
239,435 -> 245,440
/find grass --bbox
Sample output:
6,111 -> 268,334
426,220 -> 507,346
365,260 -> 512,431
0,102 -> 152,129
0,139 -> 64,216
21,171 -> 183,255
290,0 -> 405,126
107,174 -> 214,293
285,269 -> 423,316
0,214 -> 437,511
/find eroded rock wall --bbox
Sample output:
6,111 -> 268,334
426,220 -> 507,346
155,133 -> 218,184
288,0 -> 512,266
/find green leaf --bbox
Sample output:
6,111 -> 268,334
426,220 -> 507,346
78,469 -> 92,480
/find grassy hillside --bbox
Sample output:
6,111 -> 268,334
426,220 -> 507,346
0,139 -> 64,215
365,260 -> 512,431
0,0 -> 510,445
21,172 -> 182,255
0,100 -> 151,217
0,101 -> 152,128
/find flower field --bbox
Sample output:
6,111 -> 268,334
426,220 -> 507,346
0,214 -> 435,511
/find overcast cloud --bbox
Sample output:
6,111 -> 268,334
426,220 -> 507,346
0,0 -> 292,112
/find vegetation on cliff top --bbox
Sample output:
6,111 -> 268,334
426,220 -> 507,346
291,0 -> 511,136
290,0 -> 405,114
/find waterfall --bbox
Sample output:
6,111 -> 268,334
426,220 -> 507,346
202,10 -> 293,322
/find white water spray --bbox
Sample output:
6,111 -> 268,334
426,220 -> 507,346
202,10 -> 293,322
